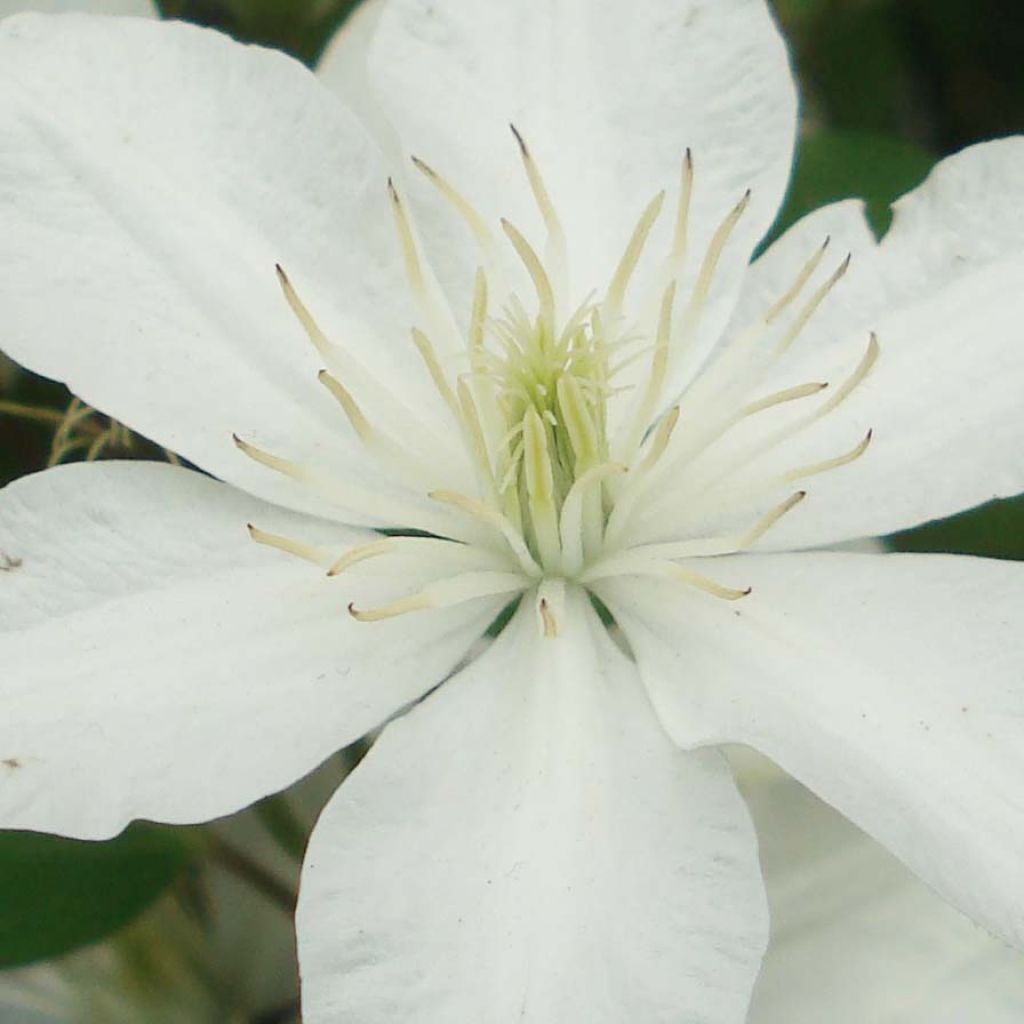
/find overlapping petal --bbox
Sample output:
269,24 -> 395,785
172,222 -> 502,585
0,14 -> 473,533
740,755 -> 1024,1024
602,551 -> 1024,948
298,592 -> 768,1024
721,140 -> 1024,548
0,463 -> 500,838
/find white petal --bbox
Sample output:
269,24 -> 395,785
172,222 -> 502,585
0,0 -> 154,15
0,15 -> 469,531
298,590 -> 767,1024
0,462 -> 500,838
366,0 -> 796,301
602,551 -> 1024,948
738,754 -> 1024,1024
724,140 -> 1024,548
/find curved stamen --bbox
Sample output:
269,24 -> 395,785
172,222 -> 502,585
501,218 -> 556,331
247,523 -> 334,567
348,569 -> 526,622
784,429 -> 872,482
429,489 -> 542,577
326,538 -> 396,576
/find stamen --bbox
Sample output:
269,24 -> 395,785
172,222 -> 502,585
247,523 -> 332,567
538,597 -> 558,638
317,370 -> 373,442
556,374 -> 601,467
276,264 -> 331,358
522,407 -> 561,568
536,577 -> 566,638
457,379 -> 501,507
625,280 -> 677,451
469,268 -> 489,353
784,429 -> 873,481
429,489 -> 542,577
347,569 -> 526,622
510,124 -> 568,298
581,553 -> 751,600
818,333 -> 880,414
671,566 -> 752,601
410,155 -> 498,258
326,538 -> 396,576
615,490 -> 807,562
733,489 -> 807,548
501,218 -> 556,329
606,190 -> 666,316
689,189 -> 752,317
740,381 -> 828,418
667,149 -> 694,276
774,253 -> 851,356
637,405 -> 680,473
233,434 -> 305,481
410,328 -> 461,420
388,178 -> 427,296
764,236 -> 830,324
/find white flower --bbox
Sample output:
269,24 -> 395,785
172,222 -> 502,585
0,3 -> 1022,1021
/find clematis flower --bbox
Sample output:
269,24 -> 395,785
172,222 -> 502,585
0,2 -> 1022,1020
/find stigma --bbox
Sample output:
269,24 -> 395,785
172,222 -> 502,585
240,128 -> 877,634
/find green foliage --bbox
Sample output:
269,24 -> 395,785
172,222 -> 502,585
157,0 -> 362,65
775,129 -> 934,239
0,824 -> 194,969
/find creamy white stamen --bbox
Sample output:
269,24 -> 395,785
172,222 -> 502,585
242,134 -> 878,633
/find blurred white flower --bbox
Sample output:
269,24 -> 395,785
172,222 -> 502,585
0,2 -> 1022,1021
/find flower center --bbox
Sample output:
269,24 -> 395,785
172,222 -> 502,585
237,129 -> 876,636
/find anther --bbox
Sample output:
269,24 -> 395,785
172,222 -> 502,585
327,538 -> 396,577
388,178 -> 426,296
784,429 -> 873,481
741,381 -> 828,418
764,235 -> 831,324
501,218 -> 556,329
276,264 -> 331,357
247,523 -> 330,567
819,333 -> 880,414
774,253 -> 852,356
410,155 -> 497,255
606,190 -> 666,315
538,597 -> 558,638
318,370 -> 373,442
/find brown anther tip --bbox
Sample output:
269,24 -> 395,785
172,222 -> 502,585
231,432 -> 244,448
742,187 -> 753,201
509,123 -> 528,155
865,428 -> 874,441
245,522 -> 256,535
410,154 -> 436,177
347,601 -> 359,617
684,146 -> 693,167
316,368 -> 329,382
821,235 -> 831,251
839,252 -> 853,271
274,262 -> 286,279
741,587 -> 753,597
386,177 -> 399,201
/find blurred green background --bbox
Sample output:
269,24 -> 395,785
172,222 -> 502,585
0,0 -> 1021,1017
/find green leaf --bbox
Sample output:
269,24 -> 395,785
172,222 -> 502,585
890,496 -> 1024,562
772,129 -> 935,242
0,824 -> 194,969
